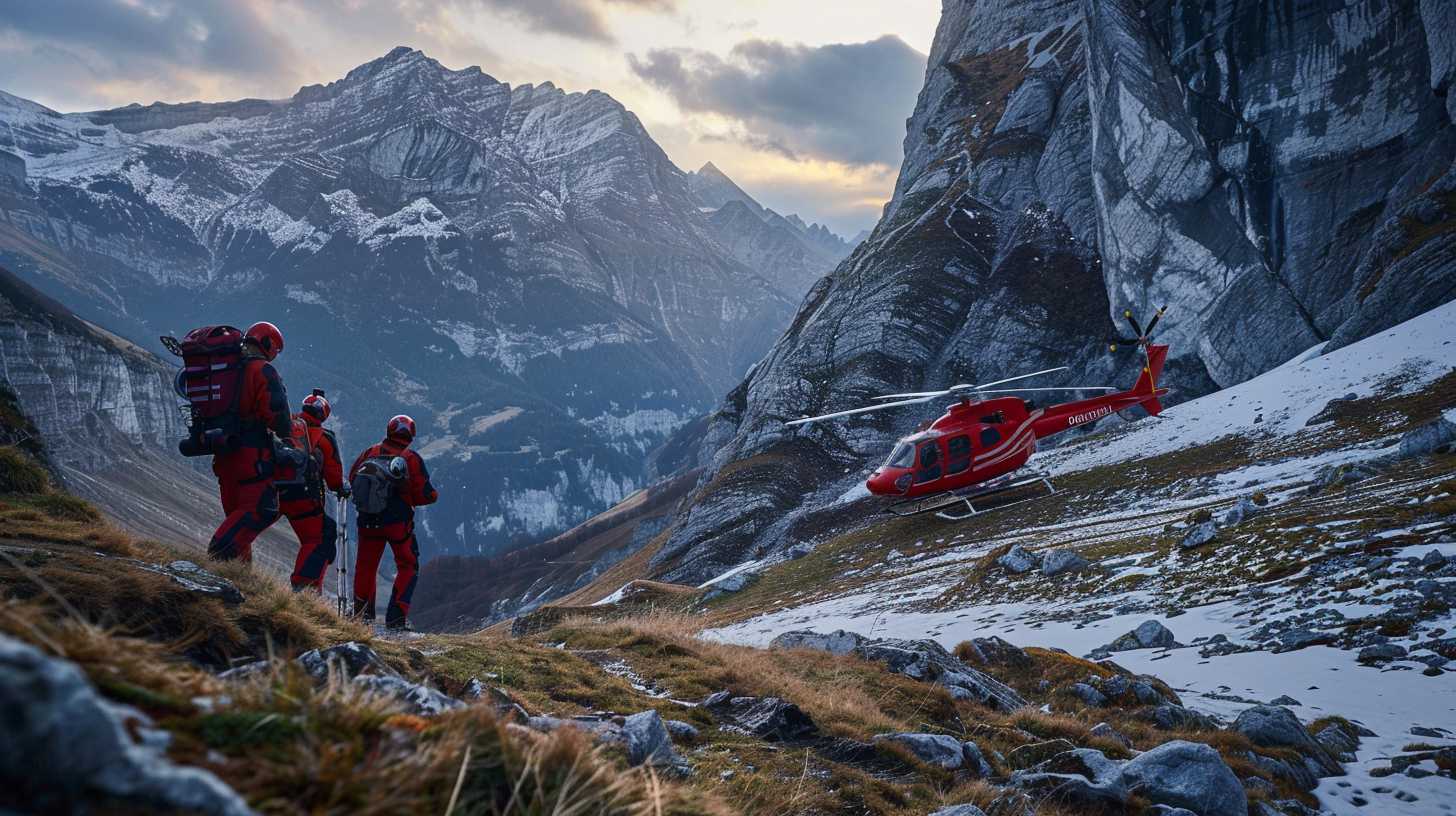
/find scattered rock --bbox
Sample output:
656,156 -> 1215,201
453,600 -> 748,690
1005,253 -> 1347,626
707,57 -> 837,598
702,691 -> 817,741
961,741 -> 994,778
1131,680 -> 1167,705
1314,723 -> 1361,762
664,720 -> 699,742
1421,549 -> 1450,569
1272,628 -> 1333,653
928,806 -> 987,816
296,642 -> 398,681
1222,497 -> 1259,526
1041,549 -> 1091,577
1105,620 -> 1181,653
1181,521 -> 1217,549
1358,643 -> 1409,663
1122,740 -> 1247,816
622,710 -> 687,770
1070,682 -> 1109,707
1308,462 -> 1381,493
853,638 -> 1026,711
769,629 -> 864,655
1011,748 -> 1128,807
133,560 -> 245,606
955,636 -> 1031,669
1409,725 -> 1445,738
1269,695 -> 1302,706
997,545 -> 1041,574
1396,417 -> 1456,459
1145,703 -> 1218,731
0,634 -> 253,816
874,733 -> 966,769
1233,706 -> 1341,776
352,674 -> 463,716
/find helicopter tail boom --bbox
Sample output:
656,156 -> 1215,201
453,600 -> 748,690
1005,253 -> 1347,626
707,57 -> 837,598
1132,343 -> 1169,415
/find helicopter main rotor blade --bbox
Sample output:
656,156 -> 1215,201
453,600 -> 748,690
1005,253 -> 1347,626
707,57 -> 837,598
1122,309 -> 1144,339
871,385 -> 971,400
975,366 -> 1069,390
1142,305 -> 1167,337
975,386 -> 1117,393
784,395 -> 935,426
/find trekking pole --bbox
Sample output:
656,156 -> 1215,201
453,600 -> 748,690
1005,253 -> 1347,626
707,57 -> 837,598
336,493 -> 350,616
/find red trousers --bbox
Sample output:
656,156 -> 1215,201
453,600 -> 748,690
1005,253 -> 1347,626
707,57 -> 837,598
353,520 -> 419,625
280,497 -> 337,591
208,448 -> 278,563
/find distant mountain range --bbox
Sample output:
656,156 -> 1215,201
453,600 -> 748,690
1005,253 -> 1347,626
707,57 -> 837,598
0,47 -> 854,559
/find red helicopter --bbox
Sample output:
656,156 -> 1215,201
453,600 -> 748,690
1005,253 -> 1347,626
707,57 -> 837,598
787,309 -> 1170,518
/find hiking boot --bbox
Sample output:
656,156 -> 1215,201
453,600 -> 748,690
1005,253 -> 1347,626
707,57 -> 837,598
385,619 -> 413,633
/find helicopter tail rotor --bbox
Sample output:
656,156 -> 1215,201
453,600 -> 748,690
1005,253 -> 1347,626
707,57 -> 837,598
1107,305 -> 1167,353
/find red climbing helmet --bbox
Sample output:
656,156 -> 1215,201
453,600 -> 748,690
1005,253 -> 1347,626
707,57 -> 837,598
301,393 -> 330,424
244,321 -> 284,361
387,414 -> 416,443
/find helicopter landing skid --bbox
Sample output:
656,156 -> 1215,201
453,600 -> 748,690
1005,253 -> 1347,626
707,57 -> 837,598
886,476 -> 1055,521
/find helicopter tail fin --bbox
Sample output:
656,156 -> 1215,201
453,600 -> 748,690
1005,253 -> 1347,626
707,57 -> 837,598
1132,343 -> 1169,416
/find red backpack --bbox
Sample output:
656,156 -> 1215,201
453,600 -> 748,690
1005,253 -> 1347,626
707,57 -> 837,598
163,325 -> 248,457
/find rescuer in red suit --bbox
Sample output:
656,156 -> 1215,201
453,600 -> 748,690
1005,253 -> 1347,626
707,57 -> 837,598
207,322 -> 292,563
274,393 -> 346,591
348,414 -> 438,630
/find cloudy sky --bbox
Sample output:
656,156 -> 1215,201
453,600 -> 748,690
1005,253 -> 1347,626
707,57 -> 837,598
0,0 -> 941,235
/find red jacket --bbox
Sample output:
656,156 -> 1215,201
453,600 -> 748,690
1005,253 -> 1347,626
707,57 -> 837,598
350,438 -> 438,524
238,353 -> 292,446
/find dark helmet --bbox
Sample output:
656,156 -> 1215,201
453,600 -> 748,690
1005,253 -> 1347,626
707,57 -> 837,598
387,414 -> 416,443
301,393 -> 330,424
245,321 -> 284,361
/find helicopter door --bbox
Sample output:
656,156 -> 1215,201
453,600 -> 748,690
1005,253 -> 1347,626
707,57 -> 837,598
946,435 -> 972,475
914,441 -> 942,484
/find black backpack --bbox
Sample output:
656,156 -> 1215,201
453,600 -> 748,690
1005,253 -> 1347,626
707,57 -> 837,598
351,455 -> 405,515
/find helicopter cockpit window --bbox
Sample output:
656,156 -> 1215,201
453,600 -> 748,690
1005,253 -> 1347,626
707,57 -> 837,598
980,427 -> 1001,448
915,442 -> 941,483
946,435 -> 971,475
886,443 -> 915,469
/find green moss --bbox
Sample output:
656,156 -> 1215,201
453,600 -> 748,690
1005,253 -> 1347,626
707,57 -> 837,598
195,710 -> 306,752
0,445 -> 48,493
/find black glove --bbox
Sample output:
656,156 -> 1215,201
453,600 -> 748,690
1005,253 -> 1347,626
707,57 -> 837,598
337,485 -> 352,499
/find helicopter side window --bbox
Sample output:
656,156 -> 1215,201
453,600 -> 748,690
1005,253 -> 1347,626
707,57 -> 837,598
886,443 -> 915,469
946,435 -> 971,475
980,427 -> 1002,449
915,442 -> 942,483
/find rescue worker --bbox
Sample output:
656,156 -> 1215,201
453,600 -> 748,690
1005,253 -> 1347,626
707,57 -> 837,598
274,393 -> 347,591
208,321 -> 291,563
349,414 -> 437,630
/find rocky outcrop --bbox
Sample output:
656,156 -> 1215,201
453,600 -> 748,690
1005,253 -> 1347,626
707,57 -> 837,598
651,0 -> 1456,585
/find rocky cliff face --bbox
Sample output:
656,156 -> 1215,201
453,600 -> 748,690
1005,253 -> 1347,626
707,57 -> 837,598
0,49 -> 843,560
652,0 -> 1456,584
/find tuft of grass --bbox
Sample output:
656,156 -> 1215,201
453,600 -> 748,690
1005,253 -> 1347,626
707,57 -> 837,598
0,445 -> 49,493
29,492 -> 100,522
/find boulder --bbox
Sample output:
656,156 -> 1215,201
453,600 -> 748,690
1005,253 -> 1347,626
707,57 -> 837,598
852,638 -> 1027,711
1106,620 -> 1181,652
664,719 -> 700,742
526,715 -> 622,742
701,691 -> 817,741
133,560 -> 245,606
1222,497 -> 1259,527
1122,740 -> 1247,816
1131,680 -> 1166,705
1042,549 -> 1092,576
1358,643 -> 1408,663
769,629 -> 864,656
997,545 -> 1041,574
961,741 -> 994,777
928,806 -> 987,816
1308,462 -> 1381,493
352,674 -> 463,716
1070,682 -> 1109,707
874,732 -> 966,769
1397,417 -> 1456,458
1011,748 -> 1128,807
0,634 -> 253,815
1145,703 -> 1218,731
955,636 -> 1031,669
1233,706 -> 1341,776
622,710 -> 686,770
296,642 -> 397,681
1181,520 -> 1217,549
